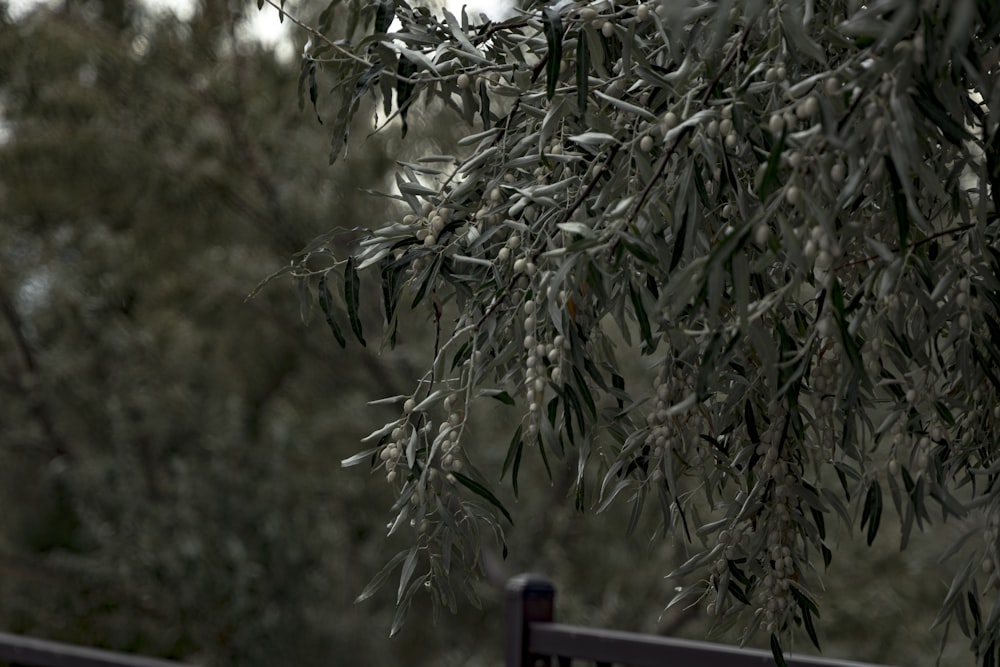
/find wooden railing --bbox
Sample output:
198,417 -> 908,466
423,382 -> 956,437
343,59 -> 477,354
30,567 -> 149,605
505,574 -> 891,667
0,632 -> 193,667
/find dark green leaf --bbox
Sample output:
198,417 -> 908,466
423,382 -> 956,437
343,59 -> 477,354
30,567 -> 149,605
380,256 -> 401,347
500,425 -> 523,481
482,389 -> 515,405
330,63 -> 383,163
452,471 -> 513,523
860,482 -> 882,546
912,88 -> 974,147
345,257 -> 367,346
810,505 -> 826,540
318,274 -> 347,348
669,208 -> 688,271
571,366 -> 597,418
308,62 -> 321,123
831,278 -> 863,371
885,157 -> 910,250
612,372 -> 625,410
478,79 -> 490,130
355,549 -> 409,603
770,634 -> 788,667
450,340 -> 471,369
727,579 -> 750,605
628,281 -> 653,349
511,437 -> 523,497
758,128 -> 785,200
576,32 -> 589,114
374,0 -> 395,34
316,0 -> 342,35
745,401 -> 760,444
970,591 -> 982,636
543,6 -> 563,101
397,56 -> 418,139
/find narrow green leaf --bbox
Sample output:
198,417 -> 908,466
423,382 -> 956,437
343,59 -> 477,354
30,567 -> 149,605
478,78 -> 490,130
885,156 -> 910,250
452,471 -> 513,524
511,440 -> 523,498
543,6 -> 563,101
628,281 -> 653,348
318,274 -> 347,348
770,634 -> 789,667
861,481 -> 882,545
307,62 -> 321,124
970,591 -> 983,636
345,257 -> 367,346
380,257 -> 401,348
571,366 -> 597,418
374,0 -> 395,34
500,426 -> 523,481
911,87 -> 974,147
397,547 -> 418,603
355,549 -> 409,603
720,580 -> 746,607
758,128 -> 786,200
450,340 -> 471,370
397,55 -> 418,139
481,389 -> 515,405
330,64 -> 383,163
576,32 -> 589,114
669,209 -> 688,271
791,586 -> 822,650
316,0 -> 342,35
745,401 -> 760,444
831,278 -> 862,370
810,506 -> 826,541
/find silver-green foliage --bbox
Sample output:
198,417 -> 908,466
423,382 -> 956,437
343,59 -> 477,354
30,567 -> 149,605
275,0 -> 1000,659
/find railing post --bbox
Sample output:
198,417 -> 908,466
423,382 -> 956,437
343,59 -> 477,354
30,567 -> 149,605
505,574 -> 555,667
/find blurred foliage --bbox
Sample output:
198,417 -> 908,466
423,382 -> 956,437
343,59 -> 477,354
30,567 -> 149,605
0,0 -> 981,666
0,0 -> 429,664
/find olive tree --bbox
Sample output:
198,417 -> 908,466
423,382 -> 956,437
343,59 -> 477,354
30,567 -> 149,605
265,0 -> 1000,661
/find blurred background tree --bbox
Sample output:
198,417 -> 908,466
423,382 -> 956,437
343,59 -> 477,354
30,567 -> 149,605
0,0 -> 975,665
0,0 -> 430,663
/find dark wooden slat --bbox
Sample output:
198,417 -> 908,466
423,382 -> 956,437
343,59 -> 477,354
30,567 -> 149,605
506,574 -> 556,667
0,632 -> 194,667
529,623 -> 892,667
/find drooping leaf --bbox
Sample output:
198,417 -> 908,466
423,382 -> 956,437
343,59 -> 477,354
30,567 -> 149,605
397,55 -> 418,139
318,273 -> 347,347
481,389 -> 515,405
758,128 -> 785,200
770,634 -> 788,667
576,31 -> 590,115
316,0 -> 342,35
355,549 -> 409,603
344,257 -> 367,346
330,63 -> 383,163
479,78 -> 490,130
628,281 -> 653,349
452,471 -> 513,524
542,6 -> 563,101
374,0 -> 395,35
885,156 -> 910,251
